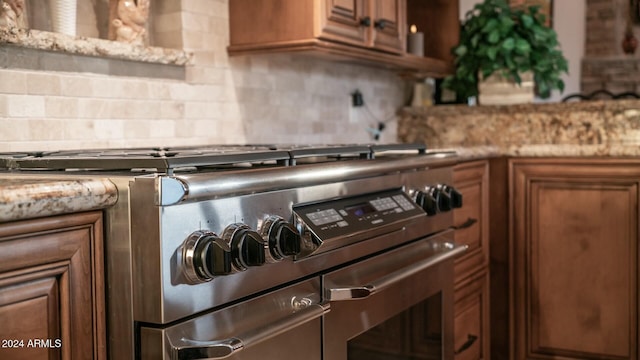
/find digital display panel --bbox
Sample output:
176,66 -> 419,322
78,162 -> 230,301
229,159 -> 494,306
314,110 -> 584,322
345,203 -> 376,217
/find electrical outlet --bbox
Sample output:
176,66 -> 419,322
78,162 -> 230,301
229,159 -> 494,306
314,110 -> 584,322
351,90 -> 364,107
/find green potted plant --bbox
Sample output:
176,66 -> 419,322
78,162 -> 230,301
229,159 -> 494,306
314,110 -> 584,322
442,0 -> 568,104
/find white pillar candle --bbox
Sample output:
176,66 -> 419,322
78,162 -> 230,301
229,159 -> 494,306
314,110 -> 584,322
407,24 -> 424,57
51,0 -> 77,36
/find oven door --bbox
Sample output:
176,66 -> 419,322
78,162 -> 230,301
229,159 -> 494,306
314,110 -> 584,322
323,230 -> 465,360
140,278 -> 328,360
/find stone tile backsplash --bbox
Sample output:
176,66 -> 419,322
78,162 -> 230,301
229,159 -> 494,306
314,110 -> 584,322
0,0 -> 403,151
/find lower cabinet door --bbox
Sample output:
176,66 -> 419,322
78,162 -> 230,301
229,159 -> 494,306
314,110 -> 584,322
0,212 -> 105,360
511,159 -> 639,360
454,270 -> 490,360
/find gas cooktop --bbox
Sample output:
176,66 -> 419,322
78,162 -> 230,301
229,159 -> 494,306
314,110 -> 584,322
0,144 -> 427,173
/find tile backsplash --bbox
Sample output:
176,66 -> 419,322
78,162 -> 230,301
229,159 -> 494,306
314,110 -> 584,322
0,0 -> 405,151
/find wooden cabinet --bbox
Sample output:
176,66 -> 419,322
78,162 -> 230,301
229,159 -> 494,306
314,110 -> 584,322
318,0 -> 404,54
510,159 -> 640,360
228,0 -> 458,76
454,271 -> 490,360
453,160 -> 491,360
0,212 -> 105,360
454,160 -> 490,283
319,0 -> 369,48
369,0 -> 404,53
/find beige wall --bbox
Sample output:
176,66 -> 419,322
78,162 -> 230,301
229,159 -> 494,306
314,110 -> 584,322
0,0 -> 405,151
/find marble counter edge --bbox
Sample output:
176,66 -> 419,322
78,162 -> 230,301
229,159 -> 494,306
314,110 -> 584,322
0,27 -> 193,66
0,178 -> 118,223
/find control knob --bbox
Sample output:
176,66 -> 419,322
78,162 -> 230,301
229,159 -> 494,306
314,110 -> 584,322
222,223 -> 267,271
414,188 -> 439,216
413,184 -> 463,215
182,230 -> 232,283
261,216 -> 302,261
438,184 -> 463,210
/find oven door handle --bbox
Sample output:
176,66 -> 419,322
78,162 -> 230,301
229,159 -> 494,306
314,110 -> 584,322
173,302 -> 330,360
327,244 -> 467,301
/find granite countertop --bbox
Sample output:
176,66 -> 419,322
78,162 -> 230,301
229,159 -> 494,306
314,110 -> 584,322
0,178 -> 118,223
398,99 -> 640,159
435,144 -> 640,161
0,27 -> 192,66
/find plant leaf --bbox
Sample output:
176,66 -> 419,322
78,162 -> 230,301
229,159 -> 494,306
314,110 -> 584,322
514,38 -> 531,54
482,18 -> 499,33
487,46 -> 499,60
502,37 -> 515,51
521,14 -> 534,28
488,29 -> 501,44
454,45 -> 468,57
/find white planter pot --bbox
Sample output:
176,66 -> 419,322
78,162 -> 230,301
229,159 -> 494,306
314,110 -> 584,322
478,71 -> 534,105
51,0 -> 77,36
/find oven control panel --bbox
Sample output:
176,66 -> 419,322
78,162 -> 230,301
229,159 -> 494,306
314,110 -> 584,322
293,189 -> 425,242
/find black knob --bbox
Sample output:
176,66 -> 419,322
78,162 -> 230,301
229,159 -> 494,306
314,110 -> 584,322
360,16 -> 371,27
225,224 -> 266,271
445,185 -> 463,209
438,185 -> 463,211
183,231 -> 235,283
265,217 -> 301,260
436,187 -> 452,211
193,234 -> 232,279
415,189 -> 439,216
374,19 -> 387,29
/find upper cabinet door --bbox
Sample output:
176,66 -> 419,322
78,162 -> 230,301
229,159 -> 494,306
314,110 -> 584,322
317,0 -> 369,47
229,0 -> 454,76
370,0 -> 406,54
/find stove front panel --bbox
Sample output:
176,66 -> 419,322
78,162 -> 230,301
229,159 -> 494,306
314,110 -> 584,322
128,166 -> 455,324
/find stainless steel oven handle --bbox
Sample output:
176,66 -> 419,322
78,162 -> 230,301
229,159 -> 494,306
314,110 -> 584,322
327,244 -> 467,301
173,302 -> 330,360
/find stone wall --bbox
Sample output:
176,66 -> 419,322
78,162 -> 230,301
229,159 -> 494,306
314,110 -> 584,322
585,0 -> 625,57
582,0 -> 640,94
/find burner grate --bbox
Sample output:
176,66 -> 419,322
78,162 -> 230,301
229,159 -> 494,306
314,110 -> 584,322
0,144 -> 428,173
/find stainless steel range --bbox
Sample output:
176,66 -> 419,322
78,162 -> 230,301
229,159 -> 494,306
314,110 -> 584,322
0,144 -> 466,360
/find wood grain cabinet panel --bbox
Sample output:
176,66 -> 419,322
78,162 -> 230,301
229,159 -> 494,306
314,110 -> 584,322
318,0 -> 368,46
0,276 -> 61,360
452,160 -> 491,360
319,0 -> 405,53
0,212 -> 105,360
510,159 -> 640,360
454,271 -> 490,360
369,0 -> 405,53
454,160 -> 490,284
228,0 -> 457,75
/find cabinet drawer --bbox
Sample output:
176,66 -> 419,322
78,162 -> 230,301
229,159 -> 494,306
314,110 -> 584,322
453,161 -> 489,283
454,270 -> 490,360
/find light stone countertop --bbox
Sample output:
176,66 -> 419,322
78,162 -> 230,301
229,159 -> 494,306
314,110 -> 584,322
0,178 -> 118,223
